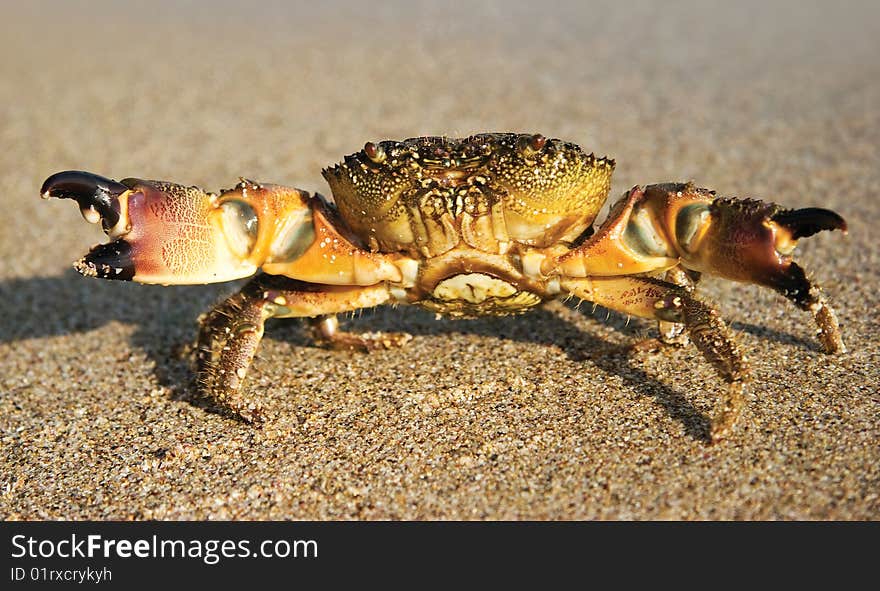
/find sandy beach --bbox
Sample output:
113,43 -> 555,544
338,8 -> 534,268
1,0 -> 878,519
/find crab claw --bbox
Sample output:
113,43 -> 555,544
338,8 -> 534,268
43,171 -> 274,284
646,183 -> 848,353
769,207 -> 847,242
41,170 -> 128,233
678,194 -> 847,296
42,171 -> 322,285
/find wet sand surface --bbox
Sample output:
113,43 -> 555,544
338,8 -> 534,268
1,1 -> 878,519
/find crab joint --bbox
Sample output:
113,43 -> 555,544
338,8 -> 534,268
654,294 -> 685,323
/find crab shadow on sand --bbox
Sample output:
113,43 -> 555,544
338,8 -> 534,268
0,271 -> 822,442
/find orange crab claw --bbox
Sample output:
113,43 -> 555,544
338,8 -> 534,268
42,171 -> 289,284
43,170 -> 403,287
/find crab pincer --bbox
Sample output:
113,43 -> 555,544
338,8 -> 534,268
41,171 -> 315,285
41,170 -> 127,232
41,171 -> 135,279
649,184 -> 848,353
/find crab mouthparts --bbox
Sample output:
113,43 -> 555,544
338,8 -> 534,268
40,170 -> 127,232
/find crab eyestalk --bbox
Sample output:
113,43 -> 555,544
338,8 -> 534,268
41,171 -> 314,285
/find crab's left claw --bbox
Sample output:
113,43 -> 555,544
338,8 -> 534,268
560,182 -> 849,354
42,171 -> 315,285
41,171 -> 128,234
768,207 -> 847,241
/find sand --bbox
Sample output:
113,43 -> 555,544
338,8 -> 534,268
1,0 -> 877,519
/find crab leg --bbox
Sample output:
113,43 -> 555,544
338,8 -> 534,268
553,183 -> 847,353
308,315 -> 412,351
653,266 -> 701,348
196,274 -> 395,423
562,276 -> 748,443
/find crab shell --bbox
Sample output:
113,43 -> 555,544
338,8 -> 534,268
323,133 -> 614,256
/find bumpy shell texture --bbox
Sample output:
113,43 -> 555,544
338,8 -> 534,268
322,133 -> 615,256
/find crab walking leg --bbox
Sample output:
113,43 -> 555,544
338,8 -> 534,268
656,266 -> 701,347
308,315 -> 412,351
196,274 -> 394,423
754,261 -> 845,354
628,266 -> 700,352
562,276 -> 749,442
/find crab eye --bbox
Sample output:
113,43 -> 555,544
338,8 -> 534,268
517,133 -> 546,158
220,199 -> 259,258
363,141 -> 386,164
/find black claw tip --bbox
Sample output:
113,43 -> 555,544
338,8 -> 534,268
74,240 -> 135,281
770,261 -> 816,310
40,170 -> 128,231
771,207 -> 847,239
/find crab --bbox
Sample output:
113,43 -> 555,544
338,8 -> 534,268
40,133 -> 848,442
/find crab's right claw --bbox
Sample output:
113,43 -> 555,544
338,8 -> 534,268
649,183 -> 848,353
40,171 -> 297,284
